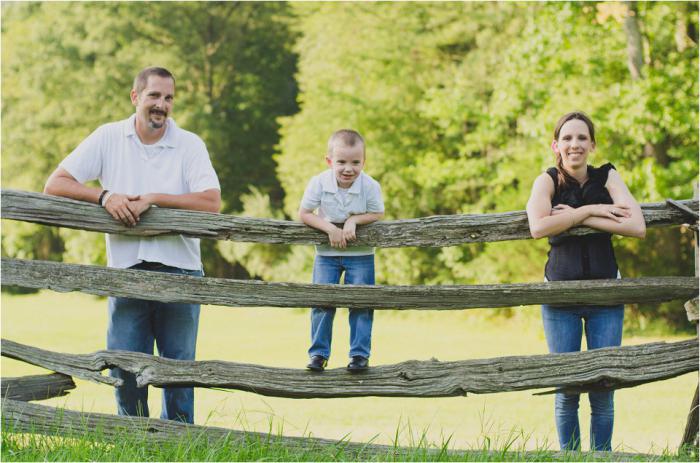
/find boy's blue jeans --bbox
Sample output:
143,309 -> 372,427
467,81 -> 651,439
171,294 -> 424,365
107,262 -> 202,424
309,254 -> 375,360
542,304 -> 624,451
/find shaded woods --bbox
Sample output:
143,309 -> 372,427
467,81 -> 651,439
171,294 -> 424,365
2,2 -> 697,330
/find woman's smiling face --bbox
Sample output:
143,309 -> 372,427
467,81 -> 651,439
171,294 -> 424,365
553,118 -> 595,170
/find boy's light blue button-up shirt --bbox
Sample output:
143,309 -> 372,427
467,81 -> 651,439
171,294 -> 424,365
300,170 -> 384,256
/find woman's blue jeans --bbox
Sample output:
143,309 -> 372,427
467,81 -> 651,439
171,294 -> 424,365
309,254 -> 375,360
107,263 -> 202,423
542,304 -> 624,451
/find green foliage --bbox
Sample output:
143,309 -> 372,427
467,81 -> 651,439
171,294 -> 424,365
2,1 -> 298,267
217,187 -> 313,282
2,2 -> 697,331
272,2 -> 697,330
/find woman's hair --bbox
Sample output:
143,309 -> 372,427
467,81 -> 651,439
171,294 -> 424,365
552,111 -> 596,188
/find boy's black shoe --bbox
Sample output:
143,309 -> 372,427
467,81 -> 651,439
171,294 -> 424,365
347,356 -> 369,372
307,355 -> 327,372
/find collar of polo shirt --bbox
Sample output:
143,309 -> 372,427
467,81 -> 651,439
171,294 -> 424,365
320,170 -> 364,194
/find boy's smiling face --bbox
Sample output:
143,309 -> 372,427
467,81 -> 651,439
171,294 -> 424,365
326,143 -> 365,188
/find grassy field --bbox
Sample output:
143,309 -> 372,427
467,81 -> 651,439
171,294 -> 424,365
1,290 -> 696,456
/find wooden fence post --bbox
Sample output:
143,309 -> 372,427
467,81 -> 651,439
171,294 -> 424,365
680,182 -> 699,450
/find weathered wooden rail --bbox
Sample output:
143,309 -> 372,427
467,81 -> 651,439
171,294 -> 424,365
2,188 -> 698,452
2,258 -> 697,310
2,189 -> 697,247
1,373 -> 76,401
1,399 -> 659,461
2,338 -> 697,398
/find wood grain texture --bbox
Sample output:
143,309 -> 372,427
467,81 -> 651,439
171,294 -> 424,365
680,385 -> 699,448
2,258 -> 696,310
2,189 -> 697,247
1,373 -> 76,401
3,338 -> 696,399
685,297 -> 699,322
1,399 -> 657,460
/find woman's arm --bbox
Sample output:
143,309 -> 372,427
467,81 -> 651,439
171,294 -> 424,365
526,174 -> 590,239
579,170 -> 646,238
526,173 -> 635,239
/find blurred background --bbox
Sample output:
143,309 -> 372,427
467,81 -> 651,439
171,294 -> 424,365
2,2 -> 698,452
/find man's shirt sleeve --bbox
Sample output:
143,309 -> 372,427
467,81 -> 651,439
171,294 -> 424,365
59,126 -> 106,184
185,137 -> 220,193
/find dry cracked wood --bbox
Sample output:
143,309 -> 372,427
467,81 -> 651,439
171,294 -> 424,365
1,340 -> 121,386
3,338 -> 697,399
1,373 -> 76,401
680,385 -> 699,448
2,189 -> 697,247
1,399 -> 658,461
2,258 -> 697,310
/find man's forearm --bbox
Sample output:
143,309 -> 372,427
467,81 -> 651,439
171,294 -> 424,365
143,190 -> 221,213
44,171 -> 102,204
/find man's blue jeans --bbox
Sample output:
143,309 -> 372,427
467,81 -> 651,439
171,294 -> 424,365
309,254 -> 375,360
107,262 -> 202,423
542,304 -> 624,451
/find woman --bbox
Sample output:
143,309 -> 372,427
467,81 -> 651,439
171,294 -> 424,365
526,111 -> 646,451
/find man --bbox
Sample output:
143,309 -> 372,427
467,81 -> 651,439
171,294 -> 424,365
44,66 -> 221,423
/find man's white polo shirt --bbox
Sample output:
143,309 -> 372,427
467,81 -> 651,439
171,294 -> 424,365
60,114 -> 220,270
300,170 -> 384,256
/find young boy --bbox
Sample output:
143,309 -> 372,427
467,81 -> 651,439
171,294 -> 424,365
299,129 -> 384,372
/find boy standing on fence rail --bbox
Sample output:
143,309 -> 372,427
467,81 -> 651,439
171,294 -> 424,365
299,129 -> 384,372
43,66 -> 221,424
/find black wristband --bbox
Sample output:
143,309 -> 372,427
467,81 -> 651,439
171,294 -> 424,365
98,190 -> 109,207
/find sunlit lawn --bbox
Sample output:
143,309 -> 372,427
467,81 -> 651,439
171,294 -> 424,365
1,290 -> 696,455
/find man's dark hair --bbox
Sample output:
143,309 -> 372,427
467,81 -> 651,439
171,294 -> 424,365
133,67 -> 175,94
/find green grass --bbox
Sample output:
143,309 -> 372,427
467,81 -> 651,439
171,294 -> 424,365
2,416 -> 695,461
1,290 -> 697,457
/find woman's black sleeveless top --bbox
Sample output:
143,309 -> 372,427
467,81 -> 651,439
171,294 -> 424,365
545,163 -> 619,281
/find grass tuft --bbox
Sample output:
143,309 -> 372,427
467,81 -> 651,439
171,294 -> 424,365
2,410 -> 693,462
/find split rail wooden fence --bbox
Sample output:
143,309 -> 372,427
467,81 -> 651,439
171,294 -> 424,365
1,189 -> 698,454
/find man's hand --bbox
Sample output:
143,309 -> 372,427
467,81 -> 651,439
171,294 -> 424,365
128,194 -> 154,219
343,218 -> 357,242
327,226 -> 347,248
104,193 -> 142,226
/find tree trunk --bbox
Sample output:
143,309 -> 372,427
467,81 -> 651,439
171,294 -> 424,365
623,1 -> 644,80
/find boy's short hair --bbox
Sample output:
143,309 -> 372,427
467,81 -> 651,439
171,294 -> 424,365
327,129 -> 365,158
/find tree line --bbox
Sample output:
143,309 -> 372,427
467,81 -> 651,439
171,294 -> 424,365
2,2 -> 697,330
